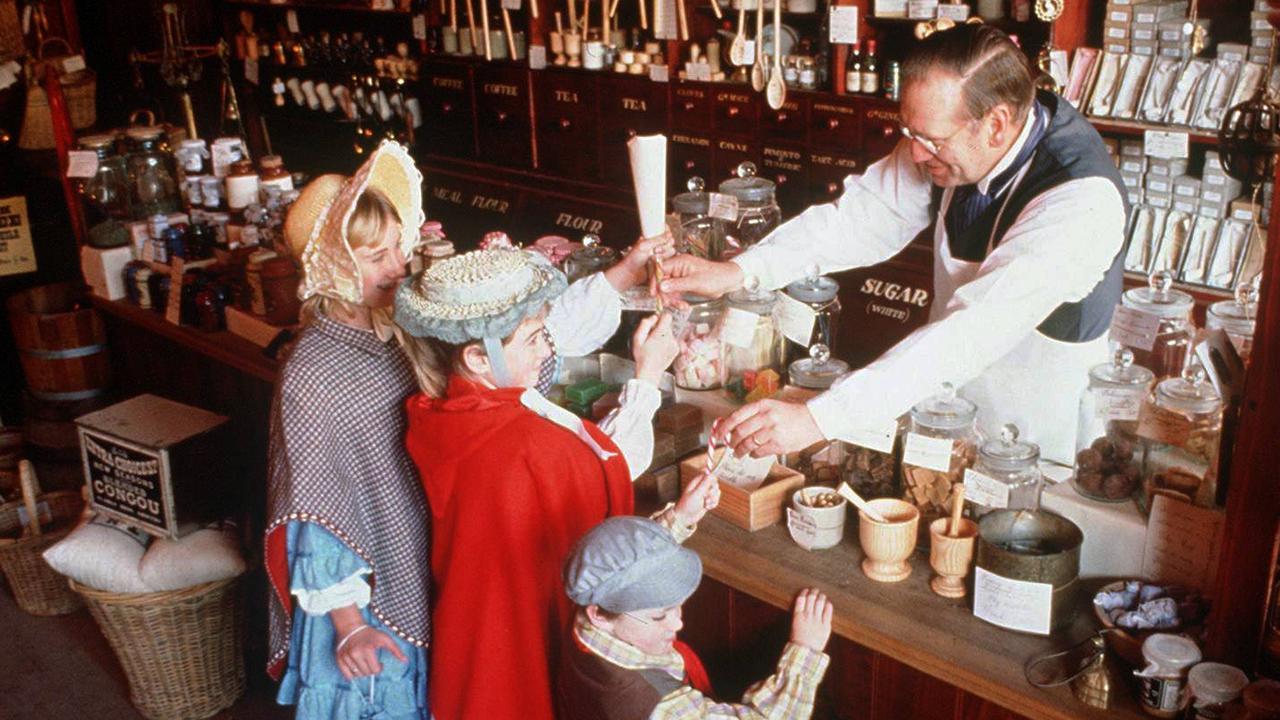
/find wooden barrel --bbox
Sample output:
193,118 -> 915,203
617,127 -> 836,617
21,390 -> 113,492
7,282 -> 111,401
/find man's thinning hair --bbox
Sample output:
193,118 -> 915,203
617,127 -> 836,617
902,24 -> 1036,121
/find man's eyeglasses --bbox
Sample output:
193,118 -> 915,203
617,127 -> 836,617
900,122 -> 970,156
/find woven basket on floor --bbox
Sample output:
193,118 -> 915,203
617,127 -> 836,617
0,490 -> 84,615
71,575 -> 247,720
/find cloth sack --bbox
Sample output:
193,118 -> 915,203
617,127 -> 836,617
42,514 -> 151,593
139,520 -> 245,591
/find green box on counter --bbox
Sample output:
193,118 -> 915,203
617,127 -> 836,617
77,394 -> 230,539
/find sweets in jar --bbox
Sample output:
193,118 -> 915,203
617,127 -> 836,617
673,295 -> 725,390
1138,366 -> 1224,512
1116,271 -> 1195,380
1073,349 -> 1154,503
899,384 -> 980,524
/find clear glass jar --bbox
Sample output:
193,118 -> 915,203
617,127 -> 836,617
1187,663 -> 1249,720
672,177 -> 727,260
1139,366 -> 1224,512
1206,282 -> 1259,365
124,126 -> 180,219
565,233 -> 618,282
258,154 -> 295,193
787,343 -> 848,390
718,162 -> 781,258
969,423 -> 1042,517
721,277 -> 785,401
174,138 -> 209,177
783,267 -> 842,366
900,383 -> 981,526
76,133 -> 131,224
1120,271 -> 1196,380
674,295 -> 725,390
1073,349 -> 1154,503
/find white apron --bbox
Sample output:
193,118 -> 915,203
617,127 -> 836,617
932,159 -> 1109,464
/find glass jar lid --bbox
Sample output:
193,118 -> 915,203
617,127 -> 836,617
1187,663 -> 1249,704
1208,281 -> 1259,332
1089,349 -> 1155,388
1154,366 -> 1222,415
785,265 -> 839,304
911,382 -> 977,430
1122,270 -> 1194,319
718,162 -> 776,205
125,126 -> 166,142
788,344 -> 850,389
979,423 -> 1039,471
683,293 -> 724,309
672,176 -> 710,215
1141,634 -> 1202,670
569,233 -> 618,264
79,133 -> 116,151
727,275 -> 777,314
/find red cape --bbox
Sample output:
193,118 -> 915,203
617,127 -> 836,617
407,377 -> 635,720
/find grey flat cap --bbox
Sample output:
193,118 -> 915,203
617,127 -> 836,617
564,516 -> 703,613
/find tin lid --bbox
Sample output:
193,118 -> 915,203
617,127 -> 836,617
911,383 -> 977,430
1089,349 -> 1155,387
718,162 -> 776,204
1141,634 -> 1202,670
1122,270 -> 1194,319
673,176 -> 710,215
788,344 -> 850,389
1154,366 -> 1222,415
1187,663 -> 1249,705
979,424 -> 1039,471
726,275 -> 777,314
785,265 -> 839,304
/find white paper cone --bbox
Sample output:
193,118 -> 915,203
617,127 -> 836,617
627,134 -> 667,239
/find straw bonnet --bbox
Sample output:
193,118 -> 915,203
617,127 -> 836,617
564,516 -> 703,613
285,140 -> 425,304
394,248 -> 568,345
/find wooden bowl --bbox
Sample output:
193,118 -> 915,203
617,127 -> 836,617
1092,581 -> 1205,667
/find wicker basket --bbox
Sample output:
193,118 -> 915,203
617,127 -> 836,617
18,37 -> 96,149
0,490 -> 85,615
72,576 -> 247,720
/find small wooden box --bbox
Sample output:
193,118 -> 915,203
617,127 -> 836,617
680,455 -> 805,531
77,394 -> 230,539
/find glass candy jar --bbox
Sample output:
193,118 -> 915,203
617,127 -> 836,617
1139,366 -> 1224,512
900,383 -> 981,525
673,295 -> 725,390
565,233 -> 618,282
783,266 -> 842,365
721,276 -> 785,402
718,162 -> 781,258
1073,349 -> 1154,502
76,133 -> 131,224
1206,282 -> 1259,365
968,424 -> 1042,517
1119,271 -> 1195,380
787,343 -> 848,391
672,177 -> 727,260
124,126 -> 180,218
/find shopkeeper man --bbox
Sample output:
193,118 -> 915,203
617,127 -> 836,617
661,24 -> 1128,465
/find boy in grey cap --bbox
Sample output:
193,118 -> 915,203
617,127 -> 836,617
558,472 -> 833,720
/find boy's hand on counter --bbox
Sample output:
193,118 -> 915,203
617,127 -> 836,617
715,399 -> 825,458
658,254 -> 744,300
790,588 -> 834,652
605,232 -> 677,293
633,312 -> 678,385
674,470 -> 721,527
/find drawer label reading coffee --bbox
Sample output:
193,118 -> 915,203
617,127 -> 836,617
483,83 -> 520,97
433,77 -> 466,90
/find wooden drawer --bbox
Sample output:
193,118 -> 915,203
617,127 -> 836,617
517,190 -> 639,247
669,132 -> 714,196
808,151 -> 861,204
672,84 -> 713,133
713,87 -> 758,138
861,100 -> 903,164
599,75 -> 670,187
760,144 -> 808,218
810,96 -> 861,152
419,61 -> 476,159
424,172 -> 523,246
535,69 -> 600,180
711,138 -> 760,189
474,66 -> 532,169
760,95 -> 809,145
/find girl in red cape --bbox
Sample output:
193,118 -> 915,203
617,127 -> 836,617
394,245 -> 681,720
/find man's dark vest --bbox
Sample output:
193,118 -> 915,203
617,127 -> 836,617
929,90 -> 1130,343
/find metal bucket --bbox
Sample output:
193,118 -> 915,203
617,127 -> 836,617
976,509 -> 1084,633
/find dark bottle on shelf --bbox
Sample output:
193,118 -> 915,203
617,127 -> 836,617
846,41 -> 862,94
861,39 -> 879,95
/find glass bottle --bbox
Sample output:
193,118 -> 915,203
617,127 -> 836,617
968,423 -> 1042,517
76,133 -> 131,224
672,176 -> 727,260
721,276 -> 785,401
861,39 -> 880,95
783,266 -> 842,365
846,41 -> 862,94
1073,349 -> 1154,502
1206,282 -> 1259,365
565,233 -> 619,282
124,126 -> 180,219
1119,270 -> 1195,380
900,383 -> 981,527
718,162 -> 781,257
1139,366 -> 1224,512
673,295 -> 726,390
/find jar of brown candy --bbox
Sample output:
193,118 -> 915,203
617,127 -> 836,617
1073,349 -> 1154,503
1118,270 -> 1195,380
260,256 -> 302,326
1138,366 -> 1224,513
899,383 -> 980,528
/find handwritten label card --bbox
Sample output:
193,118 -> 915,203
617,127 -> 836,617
1109,305 -> 1161,352
1141,494 -> 1225,591
1094,387 -> 1143,421
964,468 -> 1010,509
1145,130 -> 1190,160
845,421 -> 898,454
61,55 -> 86,74
66,150 -> 100,179
707,192 -> 739,221
828,5 -> 859,44
708,449 -> 775,490
1137,402 -> 1192,446
721,307 -> 759,349
903,432 -> 954,473
973,566 -> 1054,635
773,291 -> 817,346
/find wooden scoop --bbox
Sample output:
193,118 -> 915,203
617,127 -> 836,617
729,4 -> 747,66
750,0 -> 765,91
764,0 -> 786,109
838,482 -> 889,523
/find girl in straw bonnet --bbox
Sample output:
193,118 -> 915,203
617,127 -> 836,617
265,141 -> 434,720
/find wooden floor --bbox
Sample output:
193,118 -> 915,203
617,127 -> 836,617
0,584 -> 289,720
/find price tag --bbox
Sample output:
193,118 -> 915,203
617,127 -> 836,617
1094,387 -> 1142,421
845,420 -> 897,455
286,9 -> 300,33
973,567 -> 1053,635
1137,402 -> 1193,446
65,150 -> 99,179
413,14 -> 428,40
903,432 -> 954,473
649,64 -> 670,82
689,62 -> 713,82
1144,130 -> 1190,160
772,291 -> 817,346
528,44 -> 548,69
720,307 -> 759,349
165,258 -> 185,326
786,508 -> 820,550
62,55 -> 87,74
828,5 -> 859,44
244,56 -> 260,85
709,448 -> 775,490
936,2 -> 970,19
707,192 -> 738,221
654,0 -> 678,39
1108,305 -> 1161,352
964,468 -> 1010,509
